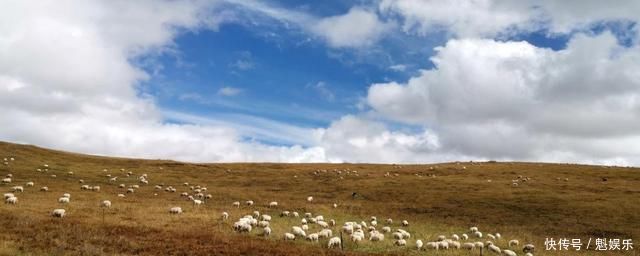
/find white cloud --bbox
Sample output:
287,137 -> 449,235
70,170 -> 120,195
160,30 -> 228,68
311,7 -> 394,48
366,32 -> 640,164
379,0 -> 640,37
217,86 -> 243,96
389,64 -> 407,72
307,81 -> 335,101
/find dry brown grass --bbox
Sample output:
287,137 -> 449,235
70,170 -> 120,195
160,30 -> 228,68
0,141 -> 638,255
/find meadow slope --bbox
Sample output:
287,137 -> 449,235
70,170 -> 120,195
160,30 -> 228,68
0,141 -> 638,255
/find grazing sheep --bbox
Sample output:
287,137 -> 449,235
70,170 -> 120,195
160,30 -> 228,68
524,253 -> 533,256
462,242 -> 476,250
58,197 -> 70,204
304,212 -> 312,218
523,244 -> 535,253
40,187 -> 49,192
397,229 -> 411,239
4,193 -> 15,199
329,219 -> 336,226
488,244 -> 501,254
306,196 -> 313,202
328,237 -> 341,248
284,233 -> 296,241
51,209 -> 65,218
301,218 -> 308,225
252,211 -> 260,218
306,233 -> 319,242
416,239 -> 424,250
452,234 -> 460,241
117,194 -> 125,197
401,220 -> 409,226
425,242 -> 438,250
127,188 -> 135,193
437,235 -> 446,241
333,203 -> 337,208
438,241 -> 449,250
193,199 -> 203,206
488,234 -> 496,240
292,212 -> 299,217
386,218 -> 392,224
502,249 -> 517,256
26,182 -> 34,187
496,233 -> 502,239
2,178 -> 12,183
292,226 -> 306,237
450,241 -> 461,249
475,242 -> 484,248
222,212 -> 229,220
318,229 -> 333,238
81,185 -> 90,190
462,233 -> 469,240
261,214 -> 271,221
392,232 -> 403,240
12,186 -> 23,192
474,231 -> 483,238
509,240 -> 519,247
119,184 -> 126,188
232,201 -> 240,208
169,207 -> 183,214
101,200 -> 111,208
470,227 -> 479,233
382,226 -> 391,233
394,239 -> 407,246
258,221 -> 270,228
5,196 -> 17,204
262,226 -> 271,236
245,200 -> 254,206
269,201 -> 278,208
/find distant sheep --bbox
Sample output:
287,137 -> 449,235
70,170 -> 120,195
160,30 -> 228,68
382,226 -> 391,233
12,186 -> 23,192
245,200 -> 254,206
306,196 -> 313,202
509,240 -> 519,247
4,193 -> 14,199
117,194 -> 125,197
401,220 -> 409,226
5,196 -> 17,204
462,242 -> 475,250
284,233 -> 295,241
502,249 -> 517,256
62,193 -> 70,198
169,207 -> 183,214
51,209 -> 65,218
416,239 -> 423,250
262,227 -> 271,236
523,244 -> 535,253
222,212 -> 229,220
26,182 -> 34,187
394,239 -> 407,246
101,200 -> 111,208
58,197 -> 70,204
292,226 -> 306,237
269,201 -> 278,208
328,237 -> 341,248
193,199 -> 203,206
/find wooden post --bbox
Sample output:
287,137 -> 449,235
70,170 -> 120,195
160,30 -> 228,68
480,246 -> 483,256
102,208 -> 105,226
340,231 -> 344,251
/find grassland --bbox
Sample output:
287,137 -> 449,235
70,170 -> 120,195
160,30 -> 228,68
0,141 -> 638,255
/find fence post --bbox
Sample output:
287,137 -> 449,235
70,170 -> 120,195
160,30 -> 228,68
340,231 -> 344,251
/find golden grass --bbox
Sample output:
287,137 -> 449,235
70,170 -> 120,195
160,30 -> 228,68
0,141 -> 638,255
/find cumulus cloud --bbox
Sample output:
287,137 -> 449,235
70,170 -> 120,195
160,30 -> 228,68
311,7 -> 394,48
217,86 -> 243,96
366,32 -> 640,165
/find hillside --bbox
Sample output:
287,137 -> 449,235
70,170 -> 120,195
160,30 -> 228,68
0,141 -> 638,255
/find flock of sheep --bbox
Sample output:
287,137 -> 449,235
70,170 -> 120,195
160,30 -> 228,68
2,157 -> 538,255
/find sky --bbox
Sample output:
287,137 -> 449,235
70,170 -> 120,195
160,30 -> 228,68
1,0 -> 640,165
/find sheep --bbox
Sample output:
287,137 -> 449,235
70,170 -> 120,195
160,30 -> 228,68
438,241 -> 450,249
292,226 -> 306,237
470,226 -> 479,233
117,194 -> 125,197
450,241 -> 461,249
205,194 -> 212,199
462,233 -> 469,240
4,193 -> 15,199
119,184 -> 126,188
488,243 -> 501,254
169,207 -> 183,214
62,193 -> 70,198
304,212 -> 312,218
262,227 -> 271,236
51,209 -> 66,218
386,218 -> 392,224
12,186 -> 23,192
284,233 -> 296,241
509,240 -> 519,247
425,242 -> 438,250
252,211 -> 260,218
258,221 -> 270,228
416,239 -> 424,250
394,239 -> 407,246
369,231 -> 384,241
392,232 -> 403,240
245,200 -> 254,206
502,249 -> 517,256
350,231 -> 364,243
328,237 -> 341,248
127,188 -> 135,193
292,212 -> 299,217
306,233 -> 319,242
524,253 -> 533,256
329,219 -> 336,226
397,229 -> 411,239
101,200 -> 111,208
81,185 -> 90,190
318,229 -> 333,238
496,233 -> 502,239
58,197 -> 70,204
222,212 -> 229,220
26,182 -> 34,187
475,242 -> 485,248
193,199 -> 203,206
301,218 -> 308,225
401,220 -> 409,226
462,242 -> 476,250
381,226 -> 391,233
523,244 -> 535,253
488,234 -> 496,240
452,234 -> 460,241
306,196 -> 313,202
474,231 -> 483,238
437,235 -> 446,241
268,201 -> 278,208
280,211 -> 290,217
333,203 -> 337,208
232,201 -> 240,208
5,196 -> 17,204
233,221 -> 252,233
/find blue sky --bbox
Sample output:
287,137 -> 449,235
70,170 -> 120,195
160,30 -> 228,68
2,0 -> 640,165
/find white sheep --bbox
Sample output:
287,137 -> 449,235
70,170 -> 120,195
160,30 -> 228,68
222,212 -> 229,220
5,196 -> 17,204
438,241 -> 449,249
37,186 -> 47,192
462,242 -> 475,250
292,226 -> 306,237
386,218 -> 392,224
51,209 -> 65,218
58,197 -> 70,204
26,182 -> 34,187
509,240 -> 519,247
474,242 -> 484,248
101,200 -> 111,208
488,243 -> 501,254
245,200 -> 254,206
425,242 -> 438,250
462,233 -> 469,240
452,234 -> 460,241
258,221 -> 270,228
117,194 -> 125,197
496,233 -> 502,239
193,199 -> 203,206
292,212 -> 299,217
318,229 -> 332,238
306,196 -> 313,202
474,231 -> 483,238
306,233 -> 319,242
394,239 -> 407,246
488,234 -> 496,240
381,226 -> 391,233
2,178 -> 11,183
12,186 -> 23,192
284,233 -> 296,241
369,231 -> 384,242
261,214 -> 271,221
232,201 -> 240,208
470,226 -> 479,233
450,241 -> 461,249
523,243 -> 535,253
119,184 -> 126,188
328,237 -> 341,248
502,249 -> 517,256
169,207 -> 183,214
416,239 -> 424,250
4,193 -> 15,199
524,253 -> 533,256
268,201 -> 278,208
437,235 -> 446,241
262,227 -> 271,236
401,220 -> 409,226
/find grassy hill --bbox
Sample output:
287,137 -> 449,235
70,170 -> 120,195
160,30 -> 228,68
0,141 -> 638,255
